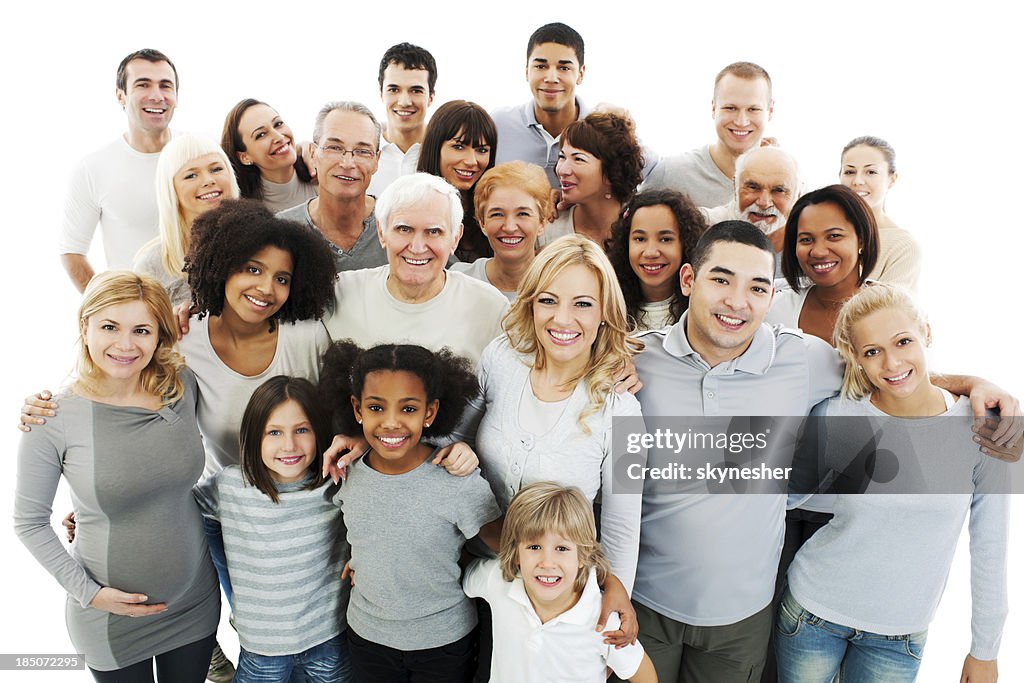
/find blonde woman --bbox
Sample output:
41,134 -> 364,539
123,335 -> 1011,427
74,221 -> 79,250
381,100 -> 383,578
14,272 -> 219,680
451,161 -> 552,300
134,134 -> 240,305
472,234 -> 645,592
777,284 -> 1009,683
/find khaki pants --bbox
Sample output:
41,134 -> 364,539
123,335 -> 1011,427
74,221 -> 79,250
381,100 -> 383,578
629,600 -> 773,683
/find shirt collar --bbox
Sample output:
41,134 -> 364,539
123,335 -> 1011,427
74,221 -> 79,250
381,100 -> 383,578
522,97 -> 589,129
506,568 -> 600,626
663,311 -> 778,375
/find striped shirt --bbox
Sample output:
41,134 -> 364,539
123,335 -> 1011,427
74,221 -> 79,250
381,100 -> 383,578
194,467 -> 348,656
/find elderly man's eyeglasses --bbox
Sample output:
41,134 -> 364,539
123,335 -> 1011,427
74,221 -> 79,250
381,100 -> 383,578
316,144 -> 377,161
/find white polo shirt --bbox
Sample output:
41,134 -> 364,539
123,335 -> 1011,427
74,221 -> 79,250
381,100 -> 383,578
463,559 -> 645,682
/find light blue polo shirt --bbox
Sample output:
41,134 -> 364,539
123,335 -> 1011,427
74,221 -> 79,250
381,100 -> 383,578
492,99 -> 592,188
632,313 -> 843,626
492,99 -> 657,189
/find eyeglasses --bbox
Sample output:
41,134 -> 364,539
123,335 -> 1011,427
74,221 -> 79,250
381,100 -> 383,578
315,143 -> 377,162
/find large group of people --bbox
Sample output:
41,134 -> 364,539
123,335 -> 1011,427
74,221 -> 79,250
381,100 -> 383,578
14,20 -> 1019,683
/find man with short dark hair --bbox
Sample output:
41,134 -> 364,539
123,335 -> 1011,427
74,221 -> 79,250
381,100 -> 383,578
367,43 -> 438,197
645,62 -> 774,208
278,102 -> 388,272
492,23 -> 588,187
60,49 -> 178,292
630,222 -> 1020,683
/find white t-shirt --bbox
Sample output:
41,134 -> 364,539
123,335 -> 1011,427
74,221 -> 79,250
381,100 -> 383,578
463,559 -> 646,682
536,206 -> 576,249
449,258 -> 516,301
60,136 -> 164,269
323,265 -> 508,365
180,316 -> 331,477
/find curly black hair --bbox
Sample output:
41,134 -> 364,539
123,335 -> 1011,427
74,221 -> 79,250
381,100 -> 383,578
605,189 -> 705,328
319,340 -> 479,442
562,112 -> 644,203
184,199 -> 337,330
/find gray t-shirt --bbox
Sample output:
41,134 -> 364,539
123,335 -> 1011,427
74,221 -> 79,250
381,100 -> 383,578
14,369 -> 220,671
642,144 -> 734,209
277,199 -> 387,273
333,453 -> 500,650
260,174 -> 318,214
632,315 -> 843,626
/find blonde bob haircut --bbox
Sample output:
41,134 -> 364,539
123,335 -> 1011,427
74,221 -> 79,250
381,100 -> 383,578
152,134 -> 240,279
503,235 -> 642,432
498,482 -> 610,595
834,283 -> 929,400
76,271 -> 186,404
473,161 -> 552,228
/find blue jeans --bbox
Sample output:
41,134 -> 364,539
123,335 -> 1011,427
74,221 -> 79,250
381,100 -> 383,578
202,515 -> 234,609
234,633 -> 351,683
774,588 -> 926,683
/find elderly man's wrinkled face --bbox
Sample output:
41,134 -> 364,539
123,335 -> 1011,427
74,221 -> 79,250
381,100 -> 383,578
379,190 -> 460,294
736,155 -> 797,234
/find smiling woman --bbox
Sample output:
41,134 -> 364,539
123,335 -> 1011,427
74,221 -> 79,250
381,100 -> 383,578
417,100 -> 498,262
221,99 -> 317,213
469,235 -> 646,594
133,134 -> 240,305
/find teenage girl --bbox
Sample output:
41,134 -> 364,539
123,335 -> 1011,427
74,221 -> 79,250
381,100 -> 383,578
319,341 -> 501,682
194,376 -> 349,682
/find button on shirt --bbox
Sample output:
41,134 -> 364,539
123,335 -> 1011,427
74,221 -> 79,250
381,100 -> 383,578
632,313 -> 843,626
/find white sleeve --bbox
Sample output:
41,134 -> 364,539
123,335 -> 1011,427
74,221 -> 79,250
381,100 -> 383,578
599,391 -> 644,595
462,557 -> 502,600
59,158 -> 101,255
603,612 -> 646,678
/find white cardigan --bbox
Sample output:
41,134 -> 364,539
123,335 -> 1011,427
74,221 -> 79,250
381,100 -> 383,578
471,335 -> 645,593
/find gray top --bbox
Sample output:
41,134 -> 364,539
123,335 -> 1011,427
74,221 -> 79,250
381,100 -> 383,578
333,453 -> 501,649
132,240 -> 190,307
14,369 -> 219,671
277,199 -> 387,273
789,395 -> 1009,659
194,467 -> 348,656
631,315 -> 843,625
642,144 -> 734,209
448,257 -> 516,301
260,174 -> 318,214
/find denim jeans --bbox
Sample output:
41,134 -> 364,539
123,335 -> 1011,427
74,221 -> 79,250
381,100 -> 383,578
774,588 -> 927,683
234,633 -> 351,683
202,515 -> 233,609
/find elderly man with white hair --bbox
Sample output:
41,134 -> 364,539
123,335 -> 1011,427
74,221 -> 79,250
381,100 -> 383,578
323,172 -> 509,364
701,146 -> 799,256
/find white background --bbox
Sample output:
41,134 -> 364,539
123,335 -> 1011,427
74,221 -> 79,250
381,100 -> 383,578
1,1 -> 1021,680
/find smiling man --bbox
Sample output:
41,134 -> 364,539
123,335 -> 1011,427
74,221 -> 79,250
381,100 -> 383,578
59,49 -> 179,291
701,146 -> 799,265
645,62 -> 774,209
277,102 -> 388,272
367,43 -> 437,198
630,221 -> 1020,683
492,23 -> 588,187
323,172 -> 507,364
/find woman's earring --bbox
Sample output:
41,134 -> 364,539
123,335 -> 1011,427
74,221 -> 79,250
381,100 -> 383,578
424,422 -> 431,428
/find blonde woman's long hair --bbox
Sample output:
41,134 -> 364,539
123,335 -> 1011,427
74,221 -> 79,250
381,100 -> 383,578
150,134 -> 239,280
498,482 -> 610,595
76,271 -> 185,404
503,235 -> 642,432
834,283 -> 929,400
